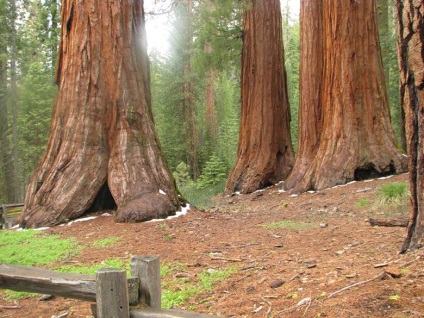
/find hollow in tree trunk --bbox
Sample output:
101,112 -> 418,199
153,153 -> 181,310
398,0 -> 424,252
287,0 -> 407,193
224,0 -> 294,194
20,0 -> 180,228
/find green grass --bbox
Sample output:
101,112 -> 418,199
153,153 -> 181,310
0,230 -> 78,266
263,220 -> 314,231
92,237 -> 121,248
180,180 -> 226,209
161,262 -> 237,309
356,198 -> 371,208
377,182 -> 409,202
54,258 -> 129,275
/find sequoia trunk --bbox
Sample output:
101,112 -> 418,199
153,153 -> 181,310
287,0 -> 407,192
284,0 -> 323,190
21,0 -> 179,228
224,0 -> 294,194
398,0 -> 424,252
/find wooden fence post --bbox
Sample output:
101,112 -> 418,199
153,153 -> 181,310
96,269 -> 130,318
130,255 -> 161,309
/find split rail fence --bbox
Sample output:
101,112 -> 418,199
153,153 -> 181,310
0,203 -> 24,229
0,255 -> 221,318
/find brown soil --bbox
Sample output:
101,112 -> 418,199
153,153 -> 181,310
1,173 -> 424,318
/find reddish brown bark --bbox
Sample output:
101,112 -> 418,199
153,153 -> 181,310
284,0 -> 323,190
224,0 -> 294,194
398,0 -> 424,252
205,43 -> 217,139
287,0 -> 407,193
20,0 -> 179,228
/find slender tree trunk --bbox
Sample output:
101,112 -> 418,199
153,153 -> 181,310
205,43 -> 217,141
182,0 -> 199,180
287,0 -> 407,193
21,0 -> 180,228
225,0 -> 294,194
0,45 -> 15,203
284,0 -> 323,190
398,0 -> 424,252
10,0 -> 20,201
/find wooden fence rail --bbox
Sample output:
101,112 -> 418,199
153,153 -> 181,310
0,255 -> 221,318
0,203 -> 24,229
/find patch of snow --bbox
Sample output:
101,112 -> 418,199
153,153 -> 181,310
378,175 -> 393,180
60,216 -> 97,226
101,213 -> 112,217
290,194 -> 298,197
159,189 -> 166,195
363,179 -> 374,183
34,227 -> 50,231
149,204 -> 191,223
307,190 -> 316,194
253,189 -> 265,194
278,189 -> 286,194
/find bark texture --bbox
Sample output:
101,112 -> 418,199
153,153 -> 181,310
284,0 -> 323,190
21,0 -> 179,228
287,0 -> 407,193
398,0 -> 424,252
224,0 -> 294,194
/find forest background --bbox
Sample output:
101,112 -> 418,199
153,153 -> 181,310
0,0 -> 402,208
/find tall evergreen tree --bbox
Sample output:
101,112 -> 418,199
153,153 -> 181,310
398,0 -> 424,252
286,0 -> 407,193
21,0 -> 180,227
225,0 -> 294,194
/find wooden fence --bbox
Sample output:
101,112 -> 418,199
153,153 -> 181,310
0,203 -> 24,229
0,255 -> 221,318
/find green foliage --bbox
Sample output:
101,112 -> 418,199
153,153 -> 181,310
17,62 -> 55,180
196,153 -> 228,189
0,230 -> 77,266
282,11 -> 300,152
173,162 -> 192,188
181,180 -> 226,209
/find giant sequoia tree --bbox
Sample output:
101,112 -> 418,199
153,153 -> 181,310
20,0 -> 180,228
224,0 -> 294,194
398,0 -> 423,252
286,0 -> 407,193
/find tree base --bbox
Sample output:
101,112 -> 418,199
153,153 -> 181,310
115,193 -> 178,223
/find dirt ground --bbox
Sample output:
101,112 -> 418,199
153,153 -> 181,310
1,172 -> 424,318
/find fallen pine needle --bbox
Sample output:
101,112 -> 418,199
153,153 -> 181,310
327,271 -> 386,299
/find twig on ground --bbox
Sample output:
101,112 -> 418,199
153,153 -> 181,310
303,293 -> 312,316
279,297 -> 312,315
327,271 -> 386,299
0,302 -> 20,309
400,256 -> 420,268
210,256 -> 243,262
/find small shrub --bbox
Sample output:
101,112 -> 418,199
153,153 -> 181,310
173,162 -> 192,187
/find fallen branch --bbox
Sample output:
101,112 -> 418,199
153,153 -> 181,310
369,217 -> 408,227
0,302 -> 20,309
327,271 -> 386,299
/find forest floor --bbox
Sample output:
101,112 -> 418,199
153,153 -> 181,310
1,172 -> 424,318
